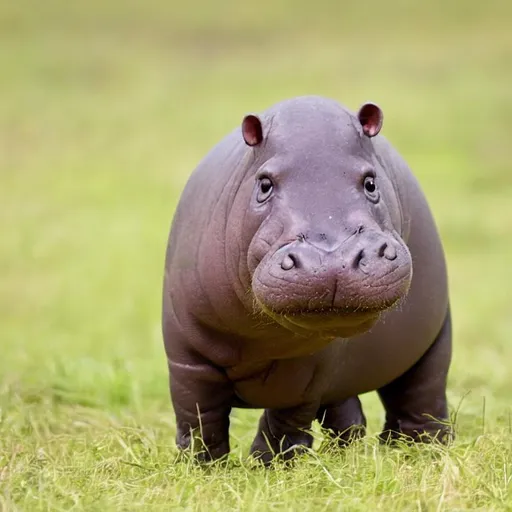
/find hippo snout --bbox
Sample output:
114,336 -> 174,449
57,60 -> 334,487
279,234 -> 398,273
252,230 -> 412,333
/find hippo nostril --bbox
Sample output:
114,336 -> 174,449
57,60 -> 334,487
281,253 -> 298,271
380,243 -> 397,261
353,249 -> 365,269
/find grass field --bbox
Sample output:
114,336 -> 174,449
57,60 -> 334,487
1,0 -> 512,509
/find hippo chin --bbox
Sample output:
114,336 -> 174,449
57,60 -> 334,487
162,95 -> 452,465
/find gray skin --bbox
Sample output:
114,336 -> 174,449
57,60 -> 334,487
162,96 -> 452,464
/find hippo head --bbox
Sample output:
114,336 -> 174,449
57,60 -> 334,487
238,96 -> 412,338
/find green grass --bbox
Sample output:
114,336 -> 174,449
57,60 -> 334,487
1,0 -> 512,509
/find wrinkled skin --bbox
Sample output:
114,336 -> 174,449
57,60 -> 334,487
162,96 -> 452,464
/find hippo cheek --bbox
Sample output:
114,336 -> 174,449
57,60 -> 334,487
251,235 -> 413,335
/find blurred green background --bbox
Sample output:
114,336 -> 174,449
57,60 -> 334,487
1,0 -> 511,508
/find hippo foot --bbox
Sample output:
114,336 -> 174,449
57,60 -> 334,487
317,396 -> 367,450
321,424 -> 367,451
250,431 -> 313,466
176,427 -> 230,463
249,406 -> 317,466
378,418 -> 454,446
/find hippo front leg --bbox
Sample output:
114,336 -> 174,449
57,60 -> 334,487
250,403 -> 319,465
378,307 -> 453,444
169,360 -> 233,462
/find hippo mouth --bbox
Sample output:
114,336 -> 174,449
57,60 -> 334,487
284,306 -> 386,324
286,308 -> 379,332
255,299 -> 397,337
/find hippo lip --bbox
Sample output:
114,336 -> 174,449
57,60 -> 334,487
255,298 -> 391,335
275,308 -> 381,337
282,307 -> 382,329
265,294 -> 401,322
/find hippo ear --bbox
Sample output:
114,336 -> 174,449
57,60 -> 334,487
241,114 -> 264,146
357,103 -> 383,138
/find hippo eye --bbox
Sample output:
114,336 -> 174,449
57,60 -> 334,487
364,177 -> 376,193
363,176 -> 379,202
257,177 -> 274,203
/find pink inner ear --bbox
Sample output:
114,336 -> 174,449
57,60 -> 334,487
242,115 -> 263,146
358,103 -> 383,138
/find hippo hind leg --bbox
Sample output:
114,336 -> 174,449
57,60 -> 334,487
378,306 -> 453,444
250,403 -> 319,465
316,396 -> 367,447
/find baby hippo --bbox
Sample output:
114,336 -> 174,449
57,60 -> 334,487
162,95 -> 452,463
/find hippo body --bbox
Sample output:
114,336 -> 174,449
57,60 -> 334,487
162,96 -> 451,462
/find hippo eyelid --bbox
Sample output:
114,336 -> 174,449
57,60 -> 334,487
361,169 -> 376,180
255,169 -> 275,181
